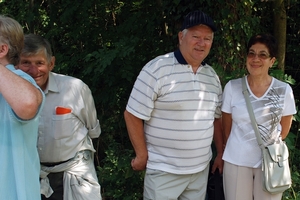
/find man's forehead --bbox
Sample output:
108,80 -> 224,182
21,52 -> 47,59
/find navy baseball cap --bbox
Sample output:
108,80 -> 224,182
181,10 -> 217,32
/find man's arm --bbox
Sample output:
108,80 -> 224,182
0,65 -> 43,119
80,84 -> 101,138
211,117 -> 224,173
124,110 -> 148,171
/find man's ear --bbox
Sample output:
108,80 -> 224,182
49,56 -> 56,71
0,44 -> 9,58
178,31 -> 183,45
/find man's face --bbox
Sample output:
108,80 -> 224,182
18,52 -> 54,91
178,25 -> 213,67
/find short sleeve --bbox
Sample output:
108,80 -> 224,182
283,84 -> 297,116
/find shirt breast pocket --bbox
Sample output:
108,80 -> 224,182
52,113 -> 81,140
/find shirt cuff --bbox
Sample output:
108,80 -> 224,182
88,120 -> 101,138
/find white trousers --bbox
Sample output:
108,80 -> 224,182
144,164 -> 209,200
223,161 -> 282,200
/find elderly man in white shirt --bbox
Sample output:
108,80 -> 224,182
18,33 -> 102,200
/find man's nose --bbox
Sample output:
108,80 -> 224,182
28,65 -> 38,75
196,38 -> 205,46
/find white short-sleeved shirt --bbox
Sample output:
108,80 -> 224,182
222,76 -> 296,168
126,50 -> 222,174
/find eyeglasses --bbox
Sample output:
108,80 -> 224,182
247,51 -> 270,60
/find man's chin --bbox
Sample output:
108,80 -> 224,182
34,80 -> 43,87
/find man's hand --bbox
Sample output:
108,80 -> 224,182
211,153 -> 224,174
131,155 -> 148,171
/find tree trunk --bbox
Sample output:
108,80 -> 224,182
273,0 -> 286,71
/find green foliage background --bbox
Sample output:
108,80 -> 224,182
1,0 -> 300,199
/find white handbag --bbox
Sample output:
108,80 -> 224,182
242,76 -> 291,194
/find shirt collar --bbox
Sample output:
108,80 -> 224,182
5,64 -> 15,70
174,49 -> 206,66
44,72 -> 59,94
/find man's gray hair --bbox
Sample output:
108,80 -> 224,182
22,34 -> 53,63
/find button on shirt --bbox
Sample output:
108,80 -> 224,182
38,72 -> 101,163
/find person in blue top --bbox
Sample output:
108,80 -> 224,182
0,15 -> 44,200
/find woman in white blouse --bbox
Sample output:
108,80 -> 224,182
221,33 -> 296,200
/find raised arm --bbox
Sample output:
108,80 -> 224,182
0,65 -> 43,119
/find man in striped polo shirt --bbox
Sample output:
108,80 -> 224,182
124,10 -> 223,200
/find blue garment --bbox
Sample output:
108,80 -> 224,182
0,65 -> 44,200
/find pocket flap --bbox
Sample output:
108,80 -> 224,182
265,142 -> 289,162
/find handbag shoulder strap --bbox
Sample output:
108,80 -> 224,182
242,76 -> 264,148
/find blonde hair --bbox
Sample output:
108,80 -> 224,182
0,15 -> 24,65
